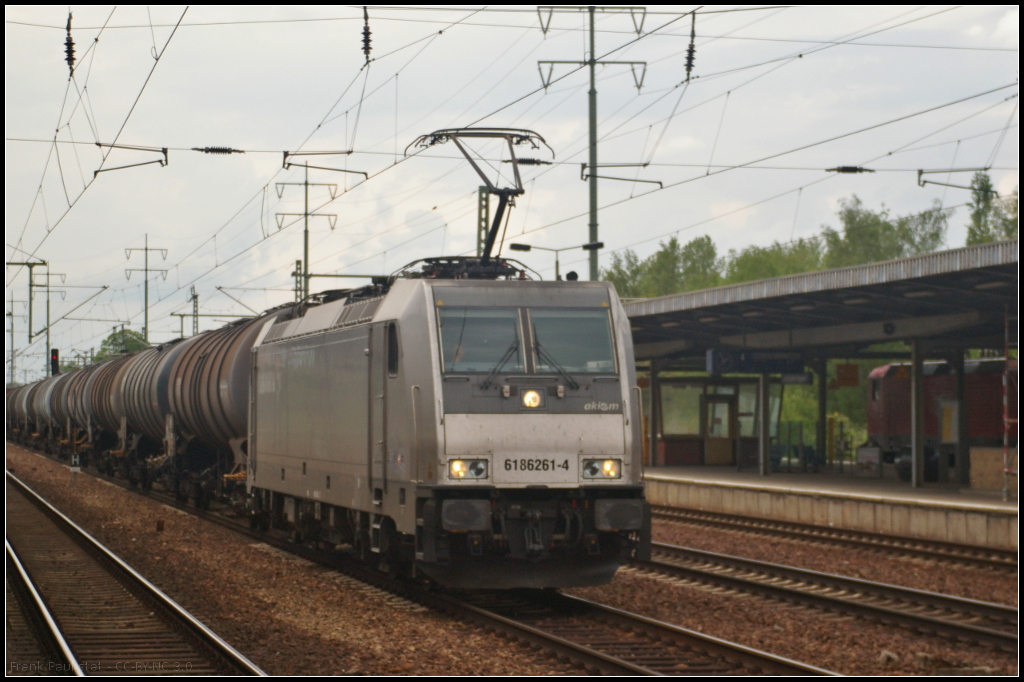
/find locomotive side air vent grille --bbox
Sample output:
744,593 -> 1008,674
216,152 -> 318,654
263,296 -> 386,344
331,297 -> 385,330
333,303 -> 353,327
262,322 -> 290,343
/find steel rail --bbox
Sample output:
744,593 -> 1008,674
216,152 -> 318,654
5,471 -> 267,676
652,505 -> 1018,571
6,539 -> 84,676
639,542 -> 1017,651
453,589 -> 836,676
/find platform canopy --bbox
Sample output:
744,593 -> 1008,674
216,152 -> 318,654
624,239 -> 1018,363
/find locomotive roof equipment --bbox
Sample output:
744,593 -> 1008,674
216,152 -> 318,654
405,128 -> 553,266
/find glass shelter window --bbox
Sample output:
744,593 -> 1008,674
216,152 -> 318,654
661,385 -> 701,435
529,309 -> 615,374
438,308 -> 524,373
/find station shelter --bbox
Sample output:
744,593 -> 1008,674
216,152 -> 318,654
624,239 -> 1018,495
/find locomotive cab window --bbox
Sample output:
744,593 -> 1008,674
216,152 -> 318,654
387,322 -> 400,377
438,307 -> 524,374
529,308 -> 615,374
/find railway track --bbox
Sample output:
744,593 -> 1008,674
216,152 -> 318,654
7,444 -> 835,676
4,471 -> 266,676
652,505 -> 1018,572
443,589 -> 833,675
6,547 -> 76,676
637,542 -> 1018,652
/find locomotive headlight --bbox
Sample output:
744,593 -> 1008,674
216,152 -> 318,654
522,390 -> 542,409
449,459 -> 488,480
582,458 -> 622,479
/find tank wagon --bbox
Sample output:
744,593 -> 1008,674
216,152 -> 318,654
6,257 -> 650,589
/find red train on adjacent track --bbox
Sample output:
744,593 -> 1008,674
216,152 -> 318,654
866,358 -> 1016,463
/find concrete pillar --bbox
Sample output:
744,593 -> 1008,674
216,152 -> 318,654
911,340 -> 925,488
815,358 -> 827,469
953,351 -> 970,486
648,360 -> 661,468
758,372 -> 770,476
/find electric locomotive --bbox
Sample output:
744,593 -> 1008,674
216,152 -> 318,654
247,257 -> 650,588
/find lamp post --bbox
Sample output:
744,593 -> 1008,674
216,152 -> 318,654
509,241 -> 604,280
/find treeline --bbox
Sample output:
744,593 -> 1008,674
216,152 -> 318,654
604,172 -> 1018,298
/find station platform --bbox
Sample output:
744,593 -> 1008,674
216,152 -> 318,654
643,466 -> 1018,551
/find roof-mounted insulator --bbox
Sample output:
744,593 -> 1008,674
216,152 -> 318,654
503,158 -> 552,165
191,147 -> 246,155
362,6 -> 372,64
64,13 -> 75,77
827,166 -> 875,174
684,13 -> 696,81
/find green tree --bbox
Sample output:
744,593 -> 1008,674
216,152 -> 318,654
95,329 -> 148,362
604,250 -> 646,298
965,171 -> 997,245
966,170 -> 1019,245
636,236 -> 688,297
993,189 -> 1019,240
822,196 -> 948,269
604,236 -> 722,298
604,195 -> 950,296
678,235 -> 722,291
723,237 -> 823,284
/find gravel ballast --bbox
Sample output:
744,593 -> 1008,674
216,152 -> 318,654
6,445 -> 578,676
653,518 -> 1019,606
569,567 -> 1018,676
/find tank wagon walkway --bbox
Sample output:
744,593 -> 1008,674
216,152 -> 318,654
624,239 -> 1018,551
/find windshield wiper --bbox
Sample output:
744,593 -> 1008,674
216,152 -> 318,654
481,338 -> 519,389
533,334 -> 579,390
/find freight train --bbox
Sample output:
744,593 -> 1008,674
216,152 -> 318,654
6,256 -> 651,589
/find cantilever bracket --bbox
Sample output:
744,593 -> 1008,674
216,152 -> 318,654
93,144 -> 168,177
917,167 -> 997,193
581,163 -> 662,188
281,152 -> 367,180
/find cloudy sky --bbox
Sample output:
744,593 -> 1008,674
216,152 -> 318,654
5,5 -> 1019,381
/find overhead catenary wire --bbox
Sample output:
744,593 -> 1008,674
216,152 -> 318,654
9,3 -> 1015,346
8,6 -> 118,269
510,82 -> 1019,261
7,7 -> 187,287
986,101 -> 1019,170
96,21 -> 1015,303
502,5 -> 945,196
55,7 -> 487,330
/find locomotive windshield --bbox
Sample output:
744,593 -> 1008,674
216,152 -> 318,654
439,307 -> 525,373
530,309 -> 615,374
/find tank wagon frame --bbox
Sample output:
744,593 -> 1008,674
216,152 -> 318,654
7,258 -> 650,590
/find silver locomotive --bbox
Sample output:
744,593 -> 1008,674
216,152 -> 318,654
247,257 -> 650,588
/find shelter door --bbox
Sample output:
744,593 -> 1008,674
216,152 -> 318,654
704,396 -> 735,465
369,323 -> 387,496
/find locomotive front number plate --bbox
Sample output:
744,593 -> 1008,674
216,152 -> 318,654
495,456 -> 577,484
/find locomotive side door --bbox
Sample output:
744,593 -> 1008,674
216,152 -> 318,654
368,322 -> 388,500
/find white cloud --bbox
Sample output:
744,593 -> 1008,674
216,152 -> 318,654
992,8 -> 1020,45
